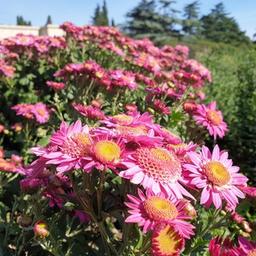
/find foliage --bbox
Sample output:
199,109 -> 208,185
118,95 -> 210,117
0,23 -> 255,255
200,2 -> 250,45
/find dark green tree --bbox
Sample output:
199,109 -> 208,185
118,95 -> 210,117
16,16 -> 32,26
46,15 -> 53,25
125,0 -> 181,42
92,1 -> 109,26
200,2 -> 250,44
182,1 -> 200,35
111,19 -> 116,27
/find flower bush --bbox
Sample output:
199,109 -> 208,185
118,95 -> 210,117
0,23 -> 255,255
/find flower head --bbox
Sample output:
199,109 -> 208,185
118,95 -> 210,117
151,225 -> 185,256
238,237 -> 256,256
209,236 -> 240,256
120,146 -> 193,199
192,102 -> 228,139
184,145 -> 248,209
32,103 -> 50,123
125,189 -> 194,237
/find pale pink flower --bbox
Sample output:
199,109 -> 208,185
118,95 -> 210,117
119,146 -> 193,199
32,103 -> 50,124
184,145 -> 248,209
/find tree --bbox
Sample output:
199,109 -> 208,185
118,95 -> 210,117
46,15 -> 53,25
200,2 -> 250,44
92,1 -> 109,26
182,1 -> 200,35
16,16 -> 31,26
125,0 -> 181,43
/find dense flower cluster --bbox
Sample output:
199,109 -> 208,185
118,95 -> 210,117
0,23 -> 255,255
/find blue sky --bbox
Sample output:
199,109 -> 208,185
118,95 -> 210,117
0,0 -> 255,38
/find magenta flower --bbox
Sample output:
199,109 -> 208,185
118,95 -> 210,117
238,237 -> 256,256
125,189 -> 194,238
192,101 -> 228,139
184,145 -> 248,209
209,236 -> 240,256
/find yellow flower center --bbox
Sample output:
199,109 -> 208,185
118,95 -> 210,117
204,161 -> 230,186
144,196 -> 178,221
37,109 -> 46,117
94,140 -> 121,164
112,114 -> 133,125
207,110 -> 222,125
248,249 -> 256,256
153,225 -> 183,255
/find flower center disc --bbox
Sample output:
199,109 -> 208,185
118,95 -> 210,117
204,161 -> 230,186
37,109 -> 46,117
94,140 -> 121,163
112,114 -> 133,125
248,249 -> 256,256
136,147 -> 181,183
153,225 -> 184,255
117,125 -> 148,136
206,110 -> 222,125
144,196 -> 178,221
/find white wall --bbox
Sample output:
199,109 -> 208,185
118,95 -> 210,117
0,25 -> 65,40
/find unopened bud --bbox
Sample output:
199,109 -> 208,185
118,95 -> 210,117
34,221 -> 49,238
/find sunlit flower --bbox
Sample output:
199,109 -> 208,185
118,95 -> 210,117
184,145 -> 248,209
32,120 -> 92,173
32,103 -> 50,123
120,146 -> 193,199
151,225 -> 185,256
192,102 -> 228,139
125,189 -> 194,237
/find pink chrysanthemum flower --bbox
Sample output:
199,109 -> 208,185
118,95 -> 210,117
120,146 -> 193,199
184,145 -> 248,209
238,237 -> 256,256
72,103 -> 105,120
209,236 -> 240,256
151,225 -> 185,256
12,103 -> 34,119
32,120 -> 92,173
32,103 -> 50,124
125,189 -> 194,237
46,81 -> 65,90
86,133 -> 125,171
192,102 -> 228,139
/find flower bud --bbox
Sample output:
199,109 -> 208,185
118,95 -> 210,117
33,221 -> 49,238
241,221 -> 252,233
182,199 -> 197,219
17,215 -> 32,227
